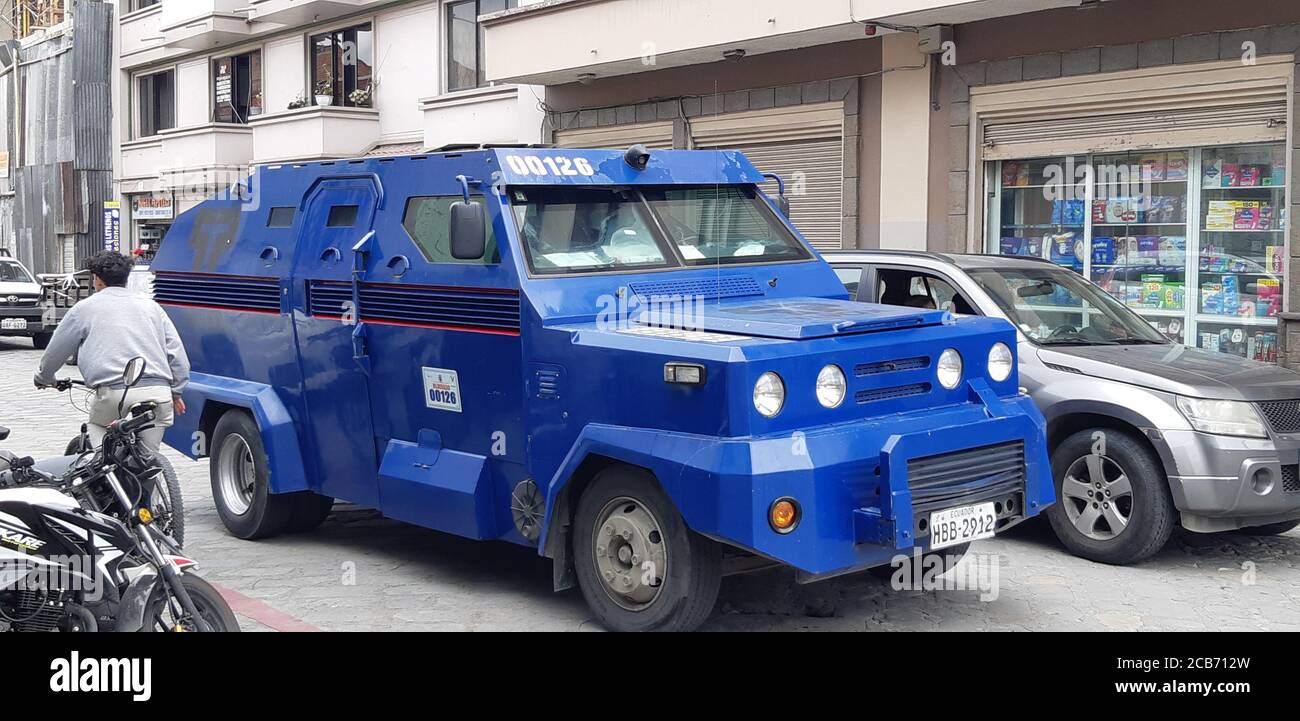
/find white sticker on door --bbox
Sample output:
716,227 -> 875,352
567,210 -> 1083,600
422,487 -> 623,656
422,367 -> 463,413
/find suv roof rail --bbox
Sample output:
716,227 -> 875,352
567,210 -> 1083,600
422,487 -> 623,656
823,248 -> 957,263
430,142 -> 554,152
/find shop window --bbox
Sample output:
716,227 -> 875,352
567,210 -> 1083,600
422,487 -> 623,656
402,196 -> 499,263
137,70 -> 175,138
446,0 -> 516,92
267,207 -> 296,228
989,143 -> 1286,362
327,205 -> 359,228
310,23 -> 373,108
213,51 -> 263,124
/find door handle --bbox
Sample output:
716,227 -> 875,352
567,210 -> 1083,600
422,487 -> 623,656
320,247 -> 342,263
259,246 -> 279,266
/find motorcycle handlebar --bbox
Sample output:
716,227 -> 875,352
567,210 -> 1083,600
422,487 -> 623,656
114,410 -> 156,435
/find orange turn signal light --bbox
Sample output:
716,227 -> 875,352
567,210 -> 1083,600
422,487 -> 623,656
769,498 -> 800,534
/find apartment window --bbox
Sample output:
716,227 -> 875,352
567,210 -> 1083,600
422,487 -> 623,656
137,70 -> 175,138
446,0 -> 515,92
132,0 -> 160,10
310,23 -> 374,107
214,50 -> 263,123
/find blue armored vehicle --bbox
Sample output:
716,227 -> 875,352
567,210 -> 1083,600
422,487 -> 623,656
151,146 -> 1053,631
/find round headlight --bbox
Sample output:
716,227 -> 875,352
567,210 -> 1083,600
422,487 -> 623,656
816,364 -> 847,409
937,348 -> 963,390
988,342 -> 1014,383
753,372 -> 785,418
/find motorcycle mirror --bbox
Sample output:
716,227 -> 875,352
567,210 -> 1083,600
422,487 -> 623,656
123,358 -> 146,389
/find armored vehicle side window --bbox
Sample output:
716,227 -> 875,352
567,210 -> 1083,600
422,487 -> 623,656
402,196 -> 500,264
267,207 -> 296,228
327,205 -> 359,228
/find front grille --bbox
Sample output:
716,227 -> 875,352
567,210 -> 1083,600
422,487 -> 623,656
1256,400 -> 1300,434
1283,465 -> 1300,494
907,441 -> 1026,500
628,276 -> 764,302
856,383 -> 931,404
2,297 -> 39,308
854,356 -> 929,377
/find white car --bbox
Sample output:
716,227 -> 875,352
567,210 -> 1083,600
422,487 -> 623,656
0,254 -> 52,349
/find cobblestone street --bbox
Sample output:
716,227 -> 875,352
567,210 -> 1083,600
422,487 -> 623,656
4,338 -> 1298,631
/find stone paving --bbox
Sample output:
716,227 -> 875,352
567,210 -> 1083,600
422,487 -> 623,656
3,338 -> 1297,631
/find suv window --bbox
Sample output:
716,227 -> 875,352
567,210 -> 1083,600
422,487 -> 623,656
877,268 -> 975,314
402,195 -> 500,264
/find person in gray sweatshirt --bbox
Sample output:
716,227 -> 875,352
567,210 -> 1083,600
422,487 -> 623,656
33,251 -> 189,453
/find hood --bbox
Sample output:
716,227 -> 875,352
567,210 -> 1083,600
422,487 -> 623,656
1037,343 -> 1300,401
637,297 -> 948,340
0,280 -> 40,297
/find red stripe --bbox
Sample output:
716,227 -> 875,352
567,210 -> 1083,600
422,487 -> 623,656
209,582 -> 322,633
158,301 -> 281,315
153,270 -> 279,282
315,314 -> 520,337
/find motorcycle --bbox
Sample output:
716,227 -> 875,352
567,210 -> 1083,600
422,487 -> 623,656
51,377 -> 184,546
0,358 -> 237,632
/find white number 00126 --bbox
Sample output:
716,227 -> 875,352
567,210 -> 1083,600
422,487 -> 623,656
505,155 -> 595,177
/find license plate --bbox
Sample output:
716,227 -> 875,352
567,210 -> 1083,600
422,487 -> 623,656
0,319 -> 26,330
929,502 -> 997,550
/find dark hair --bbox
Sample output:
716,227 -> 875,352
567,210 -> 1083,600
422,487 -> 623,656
85,251 -> 134,288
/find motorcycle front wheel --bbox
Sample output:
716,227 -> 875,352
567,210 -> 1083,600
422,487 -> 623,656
142,574 -> 240,633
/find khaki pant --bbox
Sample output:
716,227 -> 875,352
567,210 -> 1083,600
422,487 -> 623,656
87,385 -> 175,454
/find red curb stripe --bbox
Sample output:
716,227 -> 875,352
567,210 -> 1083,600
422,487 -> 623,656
210,582 -> 323,633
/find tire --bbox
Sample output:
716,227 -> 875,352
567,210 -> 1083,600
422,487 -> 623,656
142,573 -> 240,633
1047,429 -> 1175,565
1240,519 -> 1300,536
573,466 -> 722,632
210,410 -> 330,540
32,332 -> 52,350
149,453 -> 185,548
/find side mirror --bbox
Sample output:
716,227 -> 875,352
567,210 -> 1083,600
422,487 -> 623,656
123,357 -> 146,389
777,195 -> 791,218
449,201 -> 486,260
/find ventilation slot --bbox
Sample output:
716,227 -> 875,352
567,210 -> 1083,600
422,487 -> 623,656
854,356 -> 929,376
153,274 -> 281,313
628,276 -> 764,301
856,382 -> 931,404
309,281 -> 521,334
908,441 -> 1026,495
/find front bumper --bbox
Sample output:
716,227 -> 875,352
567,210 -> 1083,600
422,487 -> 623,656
0,306 -> 47,336
1163,429 -> 1300,532
675,382 -> 1054,578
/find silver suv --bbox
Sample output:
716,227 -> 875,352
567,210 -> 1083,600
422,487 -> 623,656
826,250 -> 1300,565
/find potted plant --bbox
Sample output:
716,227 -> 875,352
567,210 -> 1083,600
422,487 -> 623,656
249,91 -> 264,117
314,76 -> 334,107
349,86 -> 372,108
288,92 -> 308,110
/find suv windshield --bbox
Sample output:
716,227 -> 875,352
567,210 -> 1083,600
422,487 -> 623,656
968,266 -> 1169,346
0,261 -> 33,284
510,185 -> 810,274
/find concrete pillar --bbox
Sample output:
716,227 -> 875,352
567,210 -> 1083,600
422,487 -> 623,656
878,32 -> 932,250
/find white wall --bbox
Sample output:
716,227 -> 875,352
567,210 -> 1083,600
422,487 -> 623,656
878,32 -> 931,250
374,2 -> 440,139
176,59 -> 210,127
264,35 -> 306,113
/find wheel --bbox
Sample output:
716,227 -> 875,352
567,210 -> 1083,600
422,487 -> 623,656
210,410 -> 330,540
142,573 -> 240,633
1047,429 -> 1175,565
1240,519 -> 1300,536
147,453 -> 185,547
32,332 -> 52,350
572,466 -> 722,632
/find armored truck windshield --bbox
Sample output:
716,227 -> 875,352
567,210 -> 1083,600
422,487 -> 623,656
511,184 -> 811,274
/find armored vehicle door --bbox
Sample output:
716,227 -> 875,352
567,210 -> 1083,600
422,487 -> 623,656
290,177 -> 383,507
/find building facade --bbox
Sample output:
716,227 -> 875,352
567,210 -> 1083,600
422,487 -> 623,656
113,0 -> 546,257
483,0 -> 1300,369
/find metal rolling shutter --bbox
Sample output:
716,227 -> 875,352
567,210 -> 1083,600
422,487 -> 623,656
554,121 -> 674,149
719,138 -> 844,250
690,103 -> 845,250
974,58 -> 1294,161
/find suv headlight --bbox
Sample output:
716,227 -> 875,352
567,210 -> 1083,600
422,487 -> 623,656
816,364 -> 847,408
987,343 -> 1014,383
1175,397 -> 1267,438
937,348 -> 963,390
754,372 -> 785,418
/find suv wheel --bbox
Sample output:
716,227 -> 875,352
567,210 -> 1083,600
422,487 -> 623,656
1047,429 -> 1175,565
